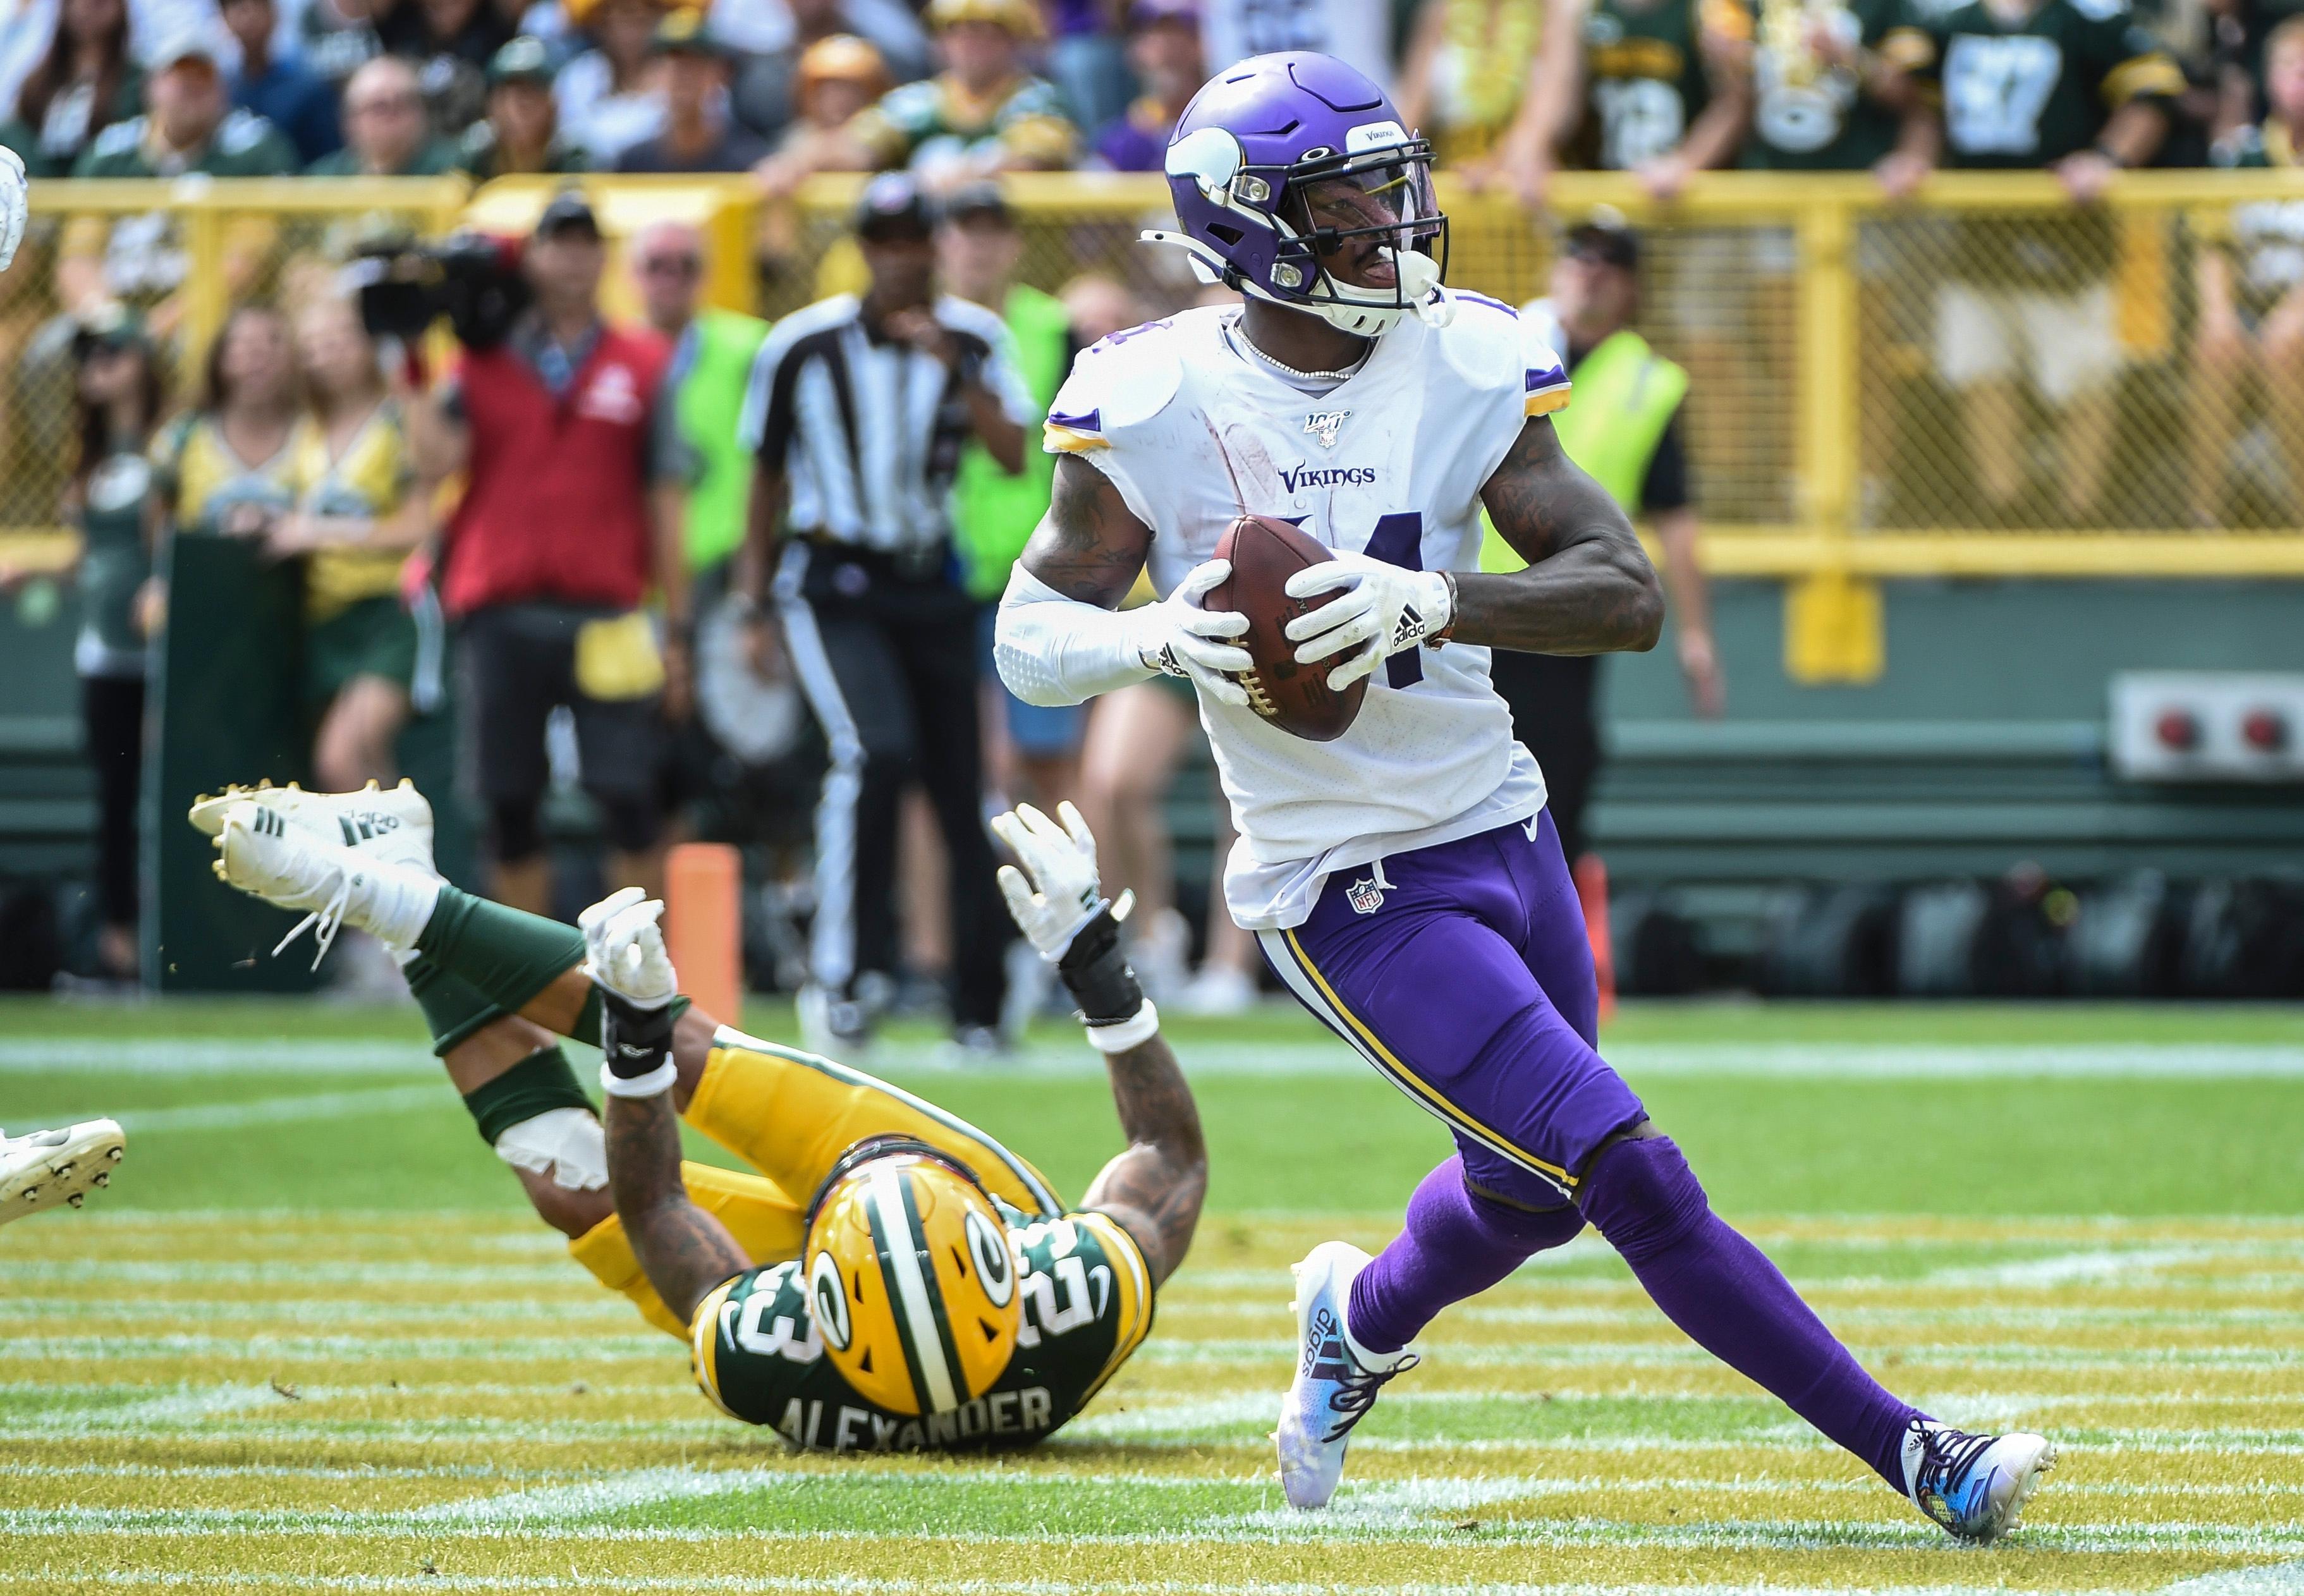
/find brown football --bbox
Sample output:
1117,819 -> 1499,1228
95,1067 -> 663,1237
1207,513 -> 1367,743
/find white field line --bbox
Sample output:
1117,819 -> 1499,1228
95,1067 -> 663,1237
88,1086 -> 447,1135
12,1037 -> 2304,1081
4,1260 -> 595,1286
0,1576 -> 2154,1596
3,1507 -> 2301,1557
2161,1563 -> 2304,1594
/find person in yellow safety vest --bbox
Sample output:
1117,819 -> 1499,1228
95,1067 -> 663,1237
1479,207 -> 1724,885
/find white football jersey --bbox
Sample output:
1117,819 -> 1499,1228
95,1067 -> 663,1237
1043,297 -> 1573,929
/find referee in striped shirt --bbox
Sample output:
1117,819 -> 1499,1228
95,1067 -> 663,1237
738,173 -> 1040,1054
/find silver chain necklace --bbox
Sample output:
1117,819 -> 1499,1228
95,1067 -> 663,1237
1233,324 -> 1370,384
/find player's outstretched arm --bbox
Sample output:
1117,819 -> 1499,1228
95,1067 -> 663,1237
994,802 -> 1207,1284
586,892 -> 752,1324
1077,1030 -> 1207,1286
1463,415 -> 1665,655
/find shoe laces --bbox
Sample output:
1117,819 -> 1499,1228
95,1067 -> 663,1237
1911,1422 -> 1997,1518
1318,1342 -> 1419,1444
272,867 -> 353,971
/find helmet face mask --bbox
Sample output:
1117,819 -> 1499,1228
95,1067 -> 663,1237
802,1141 -> 1023,1416
1150,52 -> 1454,338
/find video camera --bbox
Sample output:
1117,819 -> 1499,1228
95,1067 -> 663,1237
346,231 -> 531,349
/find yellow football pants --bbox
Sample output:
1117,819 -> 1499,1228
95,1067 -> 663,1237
568,1033 -> 1062,1337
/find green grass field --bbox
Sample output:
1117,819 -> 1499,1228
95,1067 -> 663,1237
3,997 -> 2302,1594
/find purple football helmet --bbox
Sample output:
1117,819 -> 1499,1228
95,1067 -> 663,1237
1145,52 -> 1453,338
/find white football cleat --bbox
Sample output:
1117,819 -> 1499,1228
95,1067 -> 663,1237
0,1120 -> 125,1227
1276,1240 -> 1418,1510
188,779 -> 436,875
1901,1416 -> 2057,1543
213,801 -> 439,966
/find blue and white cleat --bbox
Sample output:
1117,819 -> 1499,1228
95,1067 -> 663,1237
1901,1416 -> 2057,1542
1276,1240 -> 1418,1510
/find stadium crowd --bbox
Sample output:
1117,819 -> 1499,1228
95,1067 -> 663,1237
7,0 -> 2304,1032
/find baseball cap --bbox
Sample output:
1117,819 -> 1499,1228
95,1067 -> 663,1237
924,0 -> 1044,40
853,171 -> 934,241
535,190 -> 602,240
796,34 -> 889,97
649,9 -> 724,58
143,25 -> 224,72
1564,205 -> 1639,271
71,301 -> 149,358
939,180 -> 1013,229
489,36 -> 554,86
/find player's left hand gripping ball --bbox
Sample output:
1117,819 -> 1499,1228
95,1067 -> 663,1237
1284,551 -> 1454,690
992,801 -> 1126,961
0,147 -> 27,274
580,886 -> 678,1010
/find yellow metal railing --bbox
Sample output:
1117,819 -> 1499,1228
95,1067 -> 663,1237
10,169 -> 2304,623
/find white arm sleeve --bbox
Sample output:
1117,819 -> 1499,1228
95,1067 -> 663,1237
994,563 -> 1159,708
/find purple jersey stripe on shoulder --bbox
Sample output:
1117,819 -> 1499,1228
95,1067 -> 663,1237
1454,291 -> 1518,317
1525,363 -> 1568,393
1047,408 -> 1103,432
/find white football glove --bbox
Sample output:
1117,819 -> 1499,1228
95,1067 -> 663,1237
1284,551 -> 1454,691
0,147 -> 25,275
1122,557 -> 1253,709
578,886 -> 678,1010
994,801 -> 1130,961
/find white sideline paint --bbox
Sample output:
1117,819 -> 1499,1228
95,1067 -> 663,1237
2160,1564 -> 2304,1594
10,1038 -> 2304,1082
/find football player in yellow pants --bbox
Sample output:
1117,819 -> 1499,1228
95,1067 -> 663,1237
201,784 -> 1204,1450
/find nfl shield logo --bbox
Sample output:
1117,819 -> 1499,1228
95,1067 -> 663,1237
1345,876 -> 1385,915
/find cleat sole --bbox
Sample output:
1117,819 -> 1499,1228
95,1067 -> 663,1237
0,1121 -> 126,1227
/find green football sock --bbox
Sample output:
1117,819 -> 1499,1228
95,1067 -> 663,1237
415,887 -> 588,1025
460,1045 -> 594,1146
405,952 -> 508,1058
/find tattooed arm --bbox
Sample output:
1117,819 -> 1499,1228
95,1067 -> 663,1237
602,1088 -> 753,1324
1456,416 -> 1665,655
1018,453 -> 1155,606
1080,1031 -> 1207,1287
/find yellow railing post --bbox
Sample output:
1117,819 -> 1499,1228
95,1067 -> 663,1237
176,178 -> 229,374
1786,190 -> 1882,685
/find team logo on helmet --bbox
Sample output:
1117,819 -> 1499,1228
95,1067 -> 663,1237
808,1248 -> 853,1351
965,1207 -> 1016,1308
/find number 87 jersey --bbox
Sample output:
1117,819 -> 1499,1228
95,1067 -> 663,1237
1040,297 -> 1574,933
690,1204 -> 1153,1454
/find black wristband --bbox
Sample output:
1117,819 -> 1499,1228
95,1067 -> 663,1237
1054,905 -> 1144,1025
600,989 -> 675,1079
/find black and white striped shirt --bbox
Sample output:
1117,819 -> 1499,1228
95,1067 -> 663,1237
738,293 -> 1039,556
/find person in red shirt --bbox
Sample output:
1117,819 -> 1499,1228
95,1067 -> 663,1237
407,192 -> 692,915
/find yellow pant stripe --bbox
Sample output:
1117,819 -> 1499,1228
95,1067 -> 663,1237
1277,929 -> 1576,1188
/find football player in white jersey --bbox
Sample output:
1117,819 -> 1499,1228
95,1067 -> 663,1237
993,50 -> 2056,1543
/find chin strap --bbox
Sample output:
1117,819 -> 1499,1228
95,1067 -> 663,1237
1143,229 -> 1457,332
1140,228 -> 1233,286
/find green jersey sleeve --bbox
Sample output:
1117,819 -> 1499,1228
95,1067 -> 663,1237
688,1207 -> 1154,1454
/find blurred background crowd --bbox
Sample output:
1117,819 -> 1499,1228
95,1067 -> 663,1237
1,0 -> 2301,1032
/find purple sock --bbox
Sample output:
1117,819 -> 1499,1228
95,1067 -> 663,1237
1580,1135 -> 1921,1490
1347,1155 -> 1588,1355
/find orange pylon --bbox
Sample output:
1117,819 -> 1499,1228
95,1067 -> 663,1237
1573,852 -> 1616,1023
665,843 -> 744,1026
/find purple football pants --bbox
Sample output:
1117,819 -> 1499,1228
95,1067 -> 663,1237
1258,809 -> 1641,1212
1260,811 -> 1922,1491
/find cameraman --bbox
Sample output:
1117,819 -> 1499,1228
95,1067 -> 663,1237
406,193 -> 692,917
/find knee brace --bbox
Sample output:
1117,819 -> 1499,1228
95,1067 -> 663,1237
1577,1134 -> 1713,1267
489,798 -> 544,863
594,792 -> 662,855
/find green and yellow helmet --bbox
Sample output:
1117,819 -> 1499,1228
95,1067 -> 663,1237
802,1138 -> 1022,1415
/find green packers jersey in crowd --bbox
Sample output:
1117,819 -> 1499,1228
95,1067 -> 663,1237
690,1205 -> 1153,1454
1889,0 -> 2181,168
1578,0 -> 1750,169
1745,0 -> 1913,169
304,137 -> 466,177
1891,0 -> 2181,281
850,73 -> 1077,173
456,123 -> 591,180
72,108 -> 298,176
75,448 -> 154,678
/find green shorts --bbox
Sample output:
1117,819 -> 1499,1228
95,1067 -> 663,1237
307,595 -> 418,709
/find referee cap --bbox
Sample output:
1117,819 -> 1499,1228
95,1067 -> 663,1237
855,171 -> 935,241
